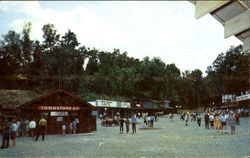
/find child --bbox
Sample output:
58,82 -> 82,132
62,124 -> 66,136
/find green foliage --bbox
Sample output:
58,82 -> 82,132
0,22 -> 248,109
206,45 -> 249,97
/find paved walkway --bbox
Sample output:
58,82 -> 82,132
1,116 -> 249,158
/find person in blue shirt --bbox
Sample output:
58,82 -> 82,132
131,115 -> 137,134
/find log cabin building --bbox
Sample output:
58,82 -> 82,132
17,89 -> 97,134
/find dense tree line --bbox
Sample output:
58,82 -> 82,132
0,22 -> 249,108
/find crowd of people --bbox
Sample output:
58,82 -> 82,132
104,108 -> 244,136
179,108 -> 242,135
1,116 -> 47,149
1,108 -> 246,150
0,116 -> 81,149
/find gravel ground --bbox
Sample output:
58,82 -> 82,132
0,116 -> 249,158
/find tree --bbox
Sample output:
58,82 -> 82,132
42,23 -> 60,50
0,30 -> 22,76
205,44 -> 249,106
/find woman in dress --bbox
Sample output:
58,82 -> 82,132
214,114 -> 221,135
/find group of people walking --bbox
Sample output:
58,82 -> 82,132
118,115 -> 137,134
143,115 -> 157,127
204,111 -> 239,135
180,109 -> 240,135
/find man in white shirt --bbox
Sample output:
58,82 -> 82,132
209,114 -> 214,129
29,119 -> 36,138
220,113 -> 228,134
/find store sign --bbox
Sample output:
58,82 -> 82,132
222,94 -> 236,103
120,102 -> 131,108
96,100 -> 131,108
96,100 -> 117,107
51,112 -> 68,116
38,106 -> 80,111
236,94 -> 250,102
136,104 -> 141,107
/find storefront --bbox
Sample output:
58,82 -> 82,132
91,99 -> 131,118
17,89 -> 97,134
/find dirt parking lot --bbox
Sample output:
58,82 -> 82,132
1,116 -> 249,158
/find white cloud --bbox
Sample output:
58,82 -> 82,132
2,1 -> 243,75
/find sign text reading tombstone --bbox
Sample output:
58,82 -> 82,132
38,106 -> 80,111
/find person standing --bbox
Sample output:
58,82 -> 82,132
62,124 -> 66,136
20,120 -> 26,137
150,115 -> 154,127
99,114 -> 103,120
185,113 -> 189,126
204,113 -> 210,129
10,119 -> 17,147
197,114 -> 202,127
16,119 -> 21,137
147,116 -> 151,127
34,117 -> 47,141
125,118 -> 130,134
180,112 -> 185,120
1,119 -> 10,149
220,113 -> 228,134
235,112 -> 240,125
169,113 -> 174,122
29,119 -> 36,138
209,113 -> 215,129
143,116 -> 147,127
155,114 -> 158,122
119,118 -> 124,134
72,120 -> 77,134
214,114 -> 221,135
24,119 -> 30,137
69,122 -> 73,134
228,113 -> 236,135
131,115 -> 137,134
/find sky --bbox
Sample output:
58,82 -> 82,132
0,1 -> 242,75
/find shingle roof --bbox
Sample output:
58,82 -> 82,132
18,89 -> 96,110
0,89 -> 41,109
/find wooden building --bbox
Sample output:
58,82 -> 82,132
17,89 -> 97,134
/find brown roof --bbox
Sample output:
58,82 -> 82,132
0,89 -> 41,109
19,89 -> 96,110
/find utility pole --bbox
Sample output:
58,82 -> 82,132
58,51 -> 63,89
